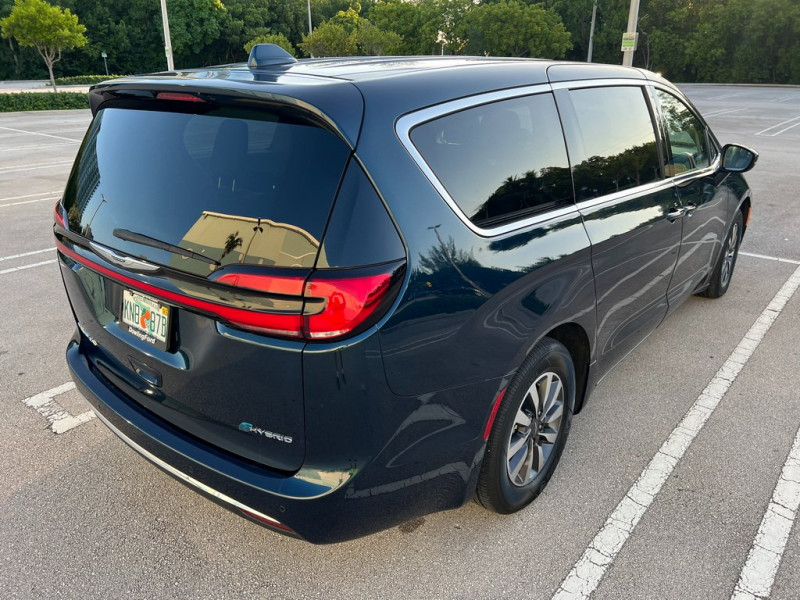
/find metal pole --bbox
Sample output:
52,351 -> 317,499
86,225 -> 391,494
101,51 -> 108,76
587,0 -> 598,63
307,0 -> 313,36
622,0 -> 640,67
159,0 -> 175,71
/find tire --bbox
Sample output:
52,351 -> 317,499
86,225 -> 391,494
476,337 -> 575,514
699,211 -> 744,298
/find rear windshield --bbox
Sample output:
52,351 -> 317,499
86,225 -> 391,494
63,104 -> 351,276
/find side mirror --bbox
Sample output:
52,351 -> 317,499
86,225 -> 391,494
720,144 -> 758,173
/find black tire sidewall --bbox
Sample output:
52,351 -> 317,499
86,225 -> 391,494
479,338 -> 576,513
706,211 -> 744,298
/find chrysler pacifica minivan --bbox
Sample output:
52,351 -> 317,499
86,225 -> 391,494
55,45 -> 757,543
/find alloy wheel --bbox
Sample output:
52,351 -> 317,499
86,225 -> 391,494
506,371 -> 564,487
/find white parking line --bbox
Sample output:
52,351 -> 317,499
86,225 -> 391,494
22,382 -> 96,434
755,116 -> 800,136
740,251 -> 800,265
0,142 -> 77,152
0,190 -> 60,203
0,125 -> 82,143
0,259 -> 56,275
704,107 -> 746,118
0,247 -> 55,262
0,195 -> 59,208
0,160 -> 73,174
732,426 -> 800,599
552,264 -> 800,600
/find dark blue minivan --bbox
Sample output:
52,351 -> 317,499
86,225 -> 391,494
55,46 -> 757,543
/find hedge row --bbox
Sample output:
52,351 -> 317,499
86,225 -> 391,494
0,92 -> 89,112
52,74 -> 123,85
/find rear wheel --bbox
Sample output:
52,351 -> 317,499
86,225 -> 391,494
476,337 -> 575,514
700,211 -> 744,298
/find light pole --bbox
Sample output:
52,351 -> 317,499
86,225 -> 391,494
307,0 -> 312,36
621,0 -> 641,67
587,0 -> 598,63
101,51 -> 108,76
159,0 -> 175,71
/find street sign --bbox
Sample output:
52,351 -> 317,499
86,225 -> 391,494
621,32 -> 638,52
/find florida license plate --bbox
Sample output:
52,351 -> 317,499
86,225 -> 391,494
121,289 -> 170,349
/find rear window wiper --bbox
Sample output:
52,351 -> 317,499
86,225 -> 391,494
113,228 -> 220,266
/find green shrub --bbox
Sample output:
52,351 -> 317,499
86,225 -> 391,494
51,74 -> 123,85
0,92 -> 89,112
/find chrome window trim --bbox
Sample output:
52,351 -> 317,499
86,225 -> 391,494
395,83 -> 581,238
395,77 -> 724,237
574,178 -> 677,213
549,77 -> 650,91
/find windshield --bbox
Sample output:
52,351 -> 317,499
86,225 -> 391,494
63,104 -> 352,276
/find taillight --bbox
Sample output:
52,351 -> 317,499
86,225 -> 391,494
54,201 -> 66,228
58,238 -> 404,342
155,92 -> 206,103
303,273 -> 393,339
216,263 -> 403,340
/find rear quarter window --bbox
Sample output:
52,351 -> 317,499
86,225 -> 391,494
409,93 -> 573,229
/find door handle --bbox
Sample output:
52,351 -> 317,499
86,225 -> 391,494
684,202 -> 697,217
666,206 -> 686,222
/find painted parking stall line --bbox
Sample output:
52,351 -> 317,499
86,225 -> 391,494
552,264 -> 800,600
0,190 -> 61,203
704,107 -> 747,118
0,259 -> 56,275
0,125 -> 82,143
732,426 -> 800,600
755,116 -> 800,137
22,382 -> 96,434
740,251 -> 800,266
0,160 -> 73,174
0,196 -> 59,208
0,247 -> 55,262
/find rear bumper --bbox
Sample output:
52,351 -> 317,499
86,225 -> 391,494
67,335 -> 486,543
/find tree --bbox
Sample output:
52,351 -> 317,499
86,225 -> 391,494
299,5 -> 401,57
244,32 -> 296,57
464,0 -> 571,58
300,21 -> 356,56
0,0 -> 87,91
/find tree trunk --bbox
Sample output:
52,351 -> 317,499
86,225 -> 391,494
7,38 -> 20,78
47,60 -> 57,93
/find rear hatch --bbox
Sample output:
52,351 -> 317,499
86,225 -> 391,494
55,87 -> 363,471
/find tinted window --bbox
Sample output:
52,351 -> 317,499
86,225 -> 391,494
64,105 -> 351,275
318,160 -> 405,268
655,90 -> 712,175
568,86 -> 661,200
410,93 -> 573,228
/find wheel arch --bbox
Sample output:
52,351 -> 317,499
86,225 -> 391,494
543,323 -> 592,414
739,195 -> 752,235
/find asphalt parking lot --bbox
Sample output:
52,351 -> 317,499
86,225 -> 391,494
1,84 -> 799,599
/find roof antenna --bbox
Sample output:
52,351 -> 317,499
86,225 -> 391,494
248,44 -> 297,69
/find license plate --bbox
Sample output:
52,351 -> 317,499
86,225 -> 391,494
121,289 -> 170,349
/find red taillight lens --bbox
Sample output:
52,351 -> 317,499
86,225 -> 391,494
54,201 -> 65,228
57,239 -> 403,341
156,92 -> 206,103
217,264 -> 402,339
215,272 -> 305,296
238,508 -> 295,533
304,273 -> 393,339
